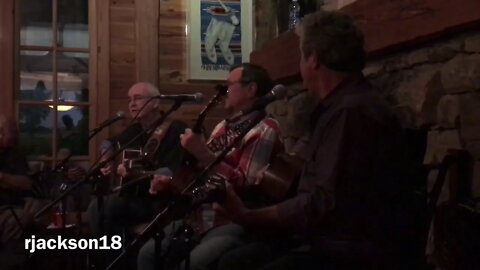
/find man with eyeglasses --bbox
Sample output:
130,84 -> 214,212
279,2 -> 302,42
137,63 -> 283,270
87,82 -> 188,266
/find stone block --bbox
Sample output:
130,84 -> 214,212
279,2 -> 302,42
285,92 -> 316,138
472,161 -> 480,198
363,61 -> 384,77
392,104 -> 416,128
266,99 -> 288,117
466,141 -> 480,160
428,45 -> 457,63
393,70 -> 444,127
426,169 -> 450,206
406,48 -> 431,67
437,94 -> 460,129
459,92 -> 480,147
423,129 -> 464,165
441,54 -> 480,93
464,33 -> 480,53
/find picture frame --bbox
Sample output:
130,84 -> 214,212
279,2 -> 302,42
187,0 -> 253,80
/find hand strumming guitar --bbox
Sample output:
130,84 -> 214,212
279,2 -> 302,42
180,128 -> 215,166
149,175 -> 173,195
116,163 -> 127,178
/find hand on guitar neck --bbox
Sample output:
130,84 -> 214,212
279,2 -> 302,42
180,128 -> 216,166
180,85 -> 226,166
149,174 -> 173,195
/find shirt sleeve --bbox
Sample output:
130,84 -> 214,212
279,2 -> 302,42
277,109 -> 350,232
214,120 -> 281,187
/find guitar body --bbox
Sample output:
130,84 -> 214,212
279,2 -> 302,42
258,153 -> 304,203
114,86 -> 228,196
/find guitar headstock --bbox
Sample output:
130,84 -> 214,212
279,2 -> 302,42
192,85 -> 228,134
211,84 -> 228,105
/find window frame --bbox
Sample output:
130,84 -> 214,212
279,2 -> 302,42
13,0 -> 96,165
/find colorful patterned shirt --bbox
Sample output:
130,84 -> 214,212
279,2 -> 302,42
195,112 -> 283,232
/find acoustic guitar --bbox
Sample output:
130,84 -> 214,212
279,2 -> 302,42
116,85 -> 228,194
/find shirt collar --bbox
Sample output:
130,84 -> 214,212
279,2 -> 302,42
319,73 -> 365,109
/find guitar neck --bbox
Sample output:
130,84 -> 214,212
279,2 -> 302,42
192,117 -> 205,134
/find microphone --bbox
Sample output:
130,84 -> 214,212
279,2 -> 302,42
155,92 -> 204,103
94,111 -> 126,131
228,84 -> 287,121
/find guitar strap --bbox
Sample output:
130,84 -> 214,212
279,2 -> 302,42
142,120 -> 172,165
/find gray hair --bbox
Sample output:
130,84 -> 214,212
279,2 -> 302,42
296,10 -> 365,72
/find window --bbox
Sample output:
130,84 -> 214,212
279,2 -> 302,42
17,0 -> 90,168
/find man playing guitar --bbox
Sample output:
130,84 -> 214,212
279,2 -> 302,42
87,82 -> 188,249
137,63 -> 284,270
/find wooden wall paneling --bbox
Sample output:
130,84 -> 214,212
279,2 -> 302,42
110,0 -> 135,8
110,0 -> 136,106
110,22 -> 136,40
94,0 -> 111,157
88,0 -> 98,159
159,0 -> 186,84
136,0 -> 159,84
0,0 -> 15,118
110,5 -> 135,23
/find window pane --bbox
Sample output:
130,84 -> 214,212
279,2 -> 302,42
57,52 -> 89,102
57,106 -> 89,156
19,50 -> 54,101
58,0 -> 89,49
20,0 -> 53,46
19,105 -> 54,156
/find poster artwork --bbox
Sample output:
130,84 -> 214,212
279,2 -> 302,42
200,0 -> 242,72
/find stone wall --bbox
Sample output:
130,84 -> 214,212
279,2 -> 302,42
365,30 -> 480,266
365,30 -> 480,199
266,82 -> 316,158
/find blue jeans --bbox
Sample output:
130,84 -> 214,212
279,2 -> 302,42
137,222 -> 246,270
87,194 -> 154,237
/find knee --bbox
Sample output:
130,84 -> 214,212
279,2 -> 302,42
103,196 -> 127,219
137,240 -> 155,270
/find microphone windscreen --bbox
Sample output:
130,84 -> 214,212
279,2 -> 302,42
193,93 -> 204,102
271,84 -> 287,99
116,111 -> 126,118
154,167 -> 173,177
100,140 -> 113,151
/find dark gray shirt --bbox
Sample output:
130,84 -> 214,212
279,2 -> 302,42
278,75 -> 408,244
0,149 -> 30,206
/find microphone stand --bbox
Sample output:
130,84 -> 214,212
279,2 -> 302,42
52,120 -> 117,232
33,101 -> 185,233
106,110 -> 267,270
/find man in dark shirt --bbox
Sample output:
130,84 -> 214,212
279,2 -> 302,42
220,10 -> 417,269
0,115 -> 33,244
87,82 -> 187,239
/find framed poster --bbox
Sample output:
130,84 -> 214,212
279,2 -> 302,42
187,0 -> 253,80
